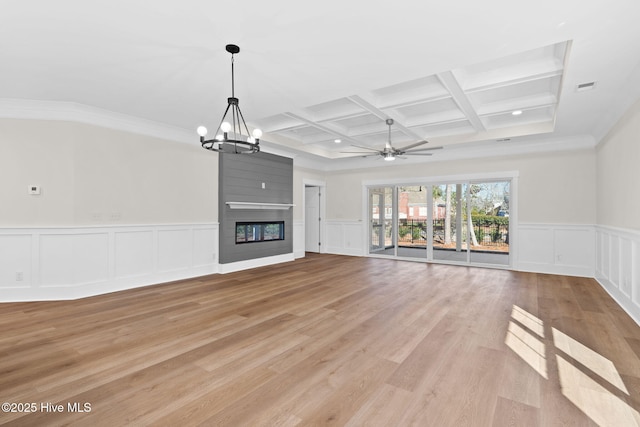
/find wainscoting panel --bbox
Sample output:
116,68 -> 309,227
0,234 -> 32,288
515,224 -> 595,277
115,230 -> 154,279
325,220 -> 366,256
595,226 -> 640,325
0,224 -> 218,302
40,232 -> 110,288
158,229 -> 193,274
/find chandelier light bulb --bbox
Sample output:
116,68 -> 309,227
197,126 -> 208,137
215,134 -> 224,141
252,128 -> 263,139
247,136 -> 256,143
220,122 -> 232,133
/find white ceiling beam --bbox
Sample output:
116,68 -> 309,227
437,71 -> 486,132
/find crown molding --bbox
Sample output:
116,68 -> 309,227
0,98 -> 597,173
0,98 -> 195,144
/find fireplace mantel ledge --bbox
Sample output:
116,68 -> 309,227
225,201 -> 295,210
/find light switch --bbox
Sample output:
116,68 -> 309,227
261,182 -> 266,189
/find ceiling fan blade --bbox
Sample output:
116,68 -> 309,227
396,140 -> 429,151
404,146 -> 443,152
341,151 -> 382,154
404,152 -> 433,156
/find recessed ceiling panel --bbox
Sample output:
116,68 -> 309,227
251,114 -> 305,133
481,105 -> 555,130
454,42 -> 568,91
279,125 -> 336,144
372,75 -> 450,108
255,40 -> 571,157
411,120 -> 476,138
304,97 -> 368,122
392,97 -> 465,125
351,129 -> 413,147
469,75 -> 561,107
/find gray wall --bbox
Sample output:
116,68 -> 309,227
218,151 -> 293,264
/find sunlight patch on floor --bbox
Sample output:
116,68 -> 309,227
506,311 -> 547,379
552,327 -> 628,395
505,305 -> 640,427
556,355 -> 640,426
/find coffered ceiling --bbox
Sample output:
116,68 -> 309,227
255,42 -> 568,157
1,1 -> 640,169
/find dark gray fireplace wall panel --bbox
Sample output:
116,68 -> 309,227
218,151 -> 293,264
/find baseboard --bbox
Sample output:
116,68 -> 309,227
218,253 -> 295,274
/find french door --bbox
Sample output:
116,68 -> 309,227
367,180 -> 511,267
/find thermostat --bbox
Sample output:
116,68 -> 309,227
28,185 -> 41,195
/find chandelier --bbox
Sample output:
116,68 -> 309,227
197,44 -> 262,154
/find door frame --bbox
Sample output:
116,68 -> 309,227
362,171 -> 519,269
303,179 -> 326,254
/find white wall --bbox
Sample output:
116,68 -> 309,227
0,119 -> 217,226
596,98 -> 640,232
595,98 -> 640,324
0,119 -> 222,301
324,149 -> 597,225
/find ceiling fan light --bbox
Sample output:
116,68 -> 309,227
384,154 -> 396,161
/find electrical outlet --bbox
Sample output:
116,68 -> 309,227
16,272 -> 23,281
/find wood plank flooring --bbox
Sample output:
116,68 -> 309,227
1,253 -> 640,426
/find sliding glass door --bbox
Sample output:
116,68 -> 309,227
432,183 -> 468,263
396,186 -> 428,259
369,186 -> 394,255
467,181 -> 510,266
367,178 -> 511,267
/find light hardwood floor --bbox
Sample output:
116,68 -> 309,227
1,253 -> 640,426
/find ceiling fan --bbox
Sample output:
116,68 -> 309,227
342,119 -> 442,161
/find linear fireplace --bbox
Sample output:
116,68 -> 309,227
236,221 -> 285,244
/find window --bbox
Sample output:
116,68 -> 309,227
236,221 -> 285,244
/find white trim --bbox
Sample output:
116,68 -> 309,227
0,99 -> 596,172
217,253 -> 295,274
225,201 -> 294,210
362,170 -> 520,187
0,98 -> 194,144
361,172 -> 518,268
302,179 -> 327,254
